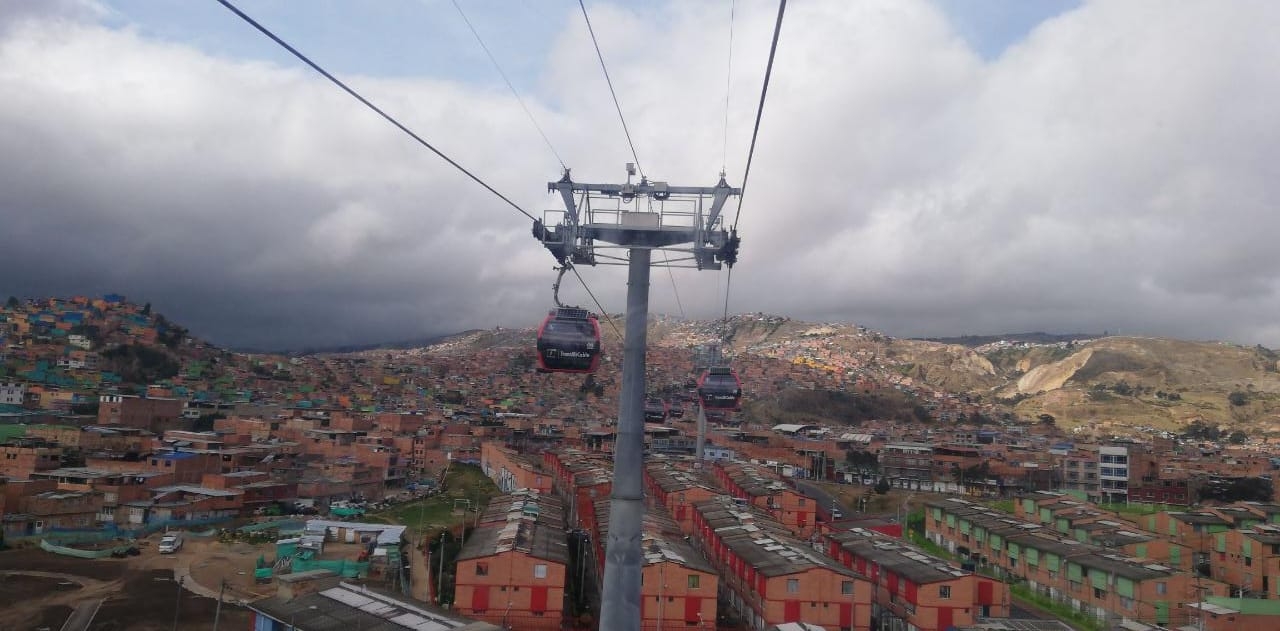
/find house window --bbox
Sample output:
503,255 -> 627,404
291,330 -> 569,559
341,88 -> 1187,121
1121,597 -> 1134,610
688,575 -> 700,588
939,585 -> 951,599
799,498 -> 806,506
476,563 -> 488,576
787,579 -> 800,593
842,581 -> 854,595
1157,582 -> 1167,595
534,564 -> 547,579
1094,587 -> 1105,599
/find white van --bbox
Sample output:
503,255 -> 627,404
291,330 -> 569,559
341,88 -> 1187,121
158,534 -> 183,554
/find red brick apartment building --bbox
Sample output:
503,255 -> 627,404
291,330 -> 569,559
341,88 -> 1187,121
3,488 -> 103,535
590,497 -> 720,629
97,394 -> 184,432
644,461 -> 724,534
927,497 -> 1230,628
542,449 -> 611,529
454,491 -> 568,630
480,442 -> 551,494
86,449 -> 222,485
0,438 -> 62,479
713,461 -> 817,538
693,495 -> 871,631
823,526 -> 1009,631
201,471 -> 297,513
31,466 -> 173,523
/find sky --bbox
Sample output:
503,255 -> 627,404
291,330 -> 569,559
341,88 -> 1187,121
2,0 -> 1278,351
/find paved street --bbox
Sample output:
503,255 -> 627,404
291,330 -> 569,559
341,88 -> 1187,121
794,479 -> 847,519
58,598 -> 102,631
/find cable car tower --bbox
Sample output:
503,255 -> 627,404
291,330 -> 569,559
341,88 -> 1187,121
534,164 -> 740,631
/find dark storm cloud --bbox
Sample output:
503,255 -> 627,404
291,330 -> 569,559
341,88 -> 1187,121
3,0 -> 1280,349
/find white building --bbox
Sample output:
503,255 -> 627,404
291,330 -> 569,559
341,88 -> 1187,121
0,381 -> 24,406
1099,444 -> 1130,504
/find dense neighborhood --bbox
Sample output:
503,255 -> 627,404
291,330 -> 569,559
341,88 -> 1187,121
5,295 -> 1280,631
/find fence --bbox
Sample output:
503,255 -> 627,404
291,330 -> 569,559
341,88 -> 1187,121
39,539 -> 133,559
291,557 -> 369,578
10,515 -> 235,546
239,519 -> 306,534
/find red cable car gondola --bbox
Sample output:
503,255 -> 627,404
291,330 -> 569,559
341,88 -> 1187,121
697,366 -> 742,411
535,306 -> 602,373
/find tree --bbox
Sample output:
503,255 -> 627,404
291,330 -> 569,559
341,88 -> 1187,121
874,477 -> 891,495
1038,414 -> 1056,426
1200,477 -> 1273,503
1228,391 -> 1249,407
1229,430 -> 1249,445
4,296 -> 18,309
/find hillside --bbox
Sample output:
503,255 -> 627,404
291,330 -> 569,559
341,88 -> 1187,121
408,316 -> 1280,434
10,295 -> 1280,436
987,337 -> 1280,433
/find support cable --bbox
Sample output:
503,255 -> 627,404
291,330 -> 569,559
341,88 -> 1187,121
213,0 -> 537,222
722,0 -> 786,339
551,266 -> 570,308
721,0 -> 736,175
730,0 -> 787,232
570,265 -> 623,341
577,0 -> 645,178
662,252 -> 686,319
722,266 -> 733,327
450,0 -> 567,171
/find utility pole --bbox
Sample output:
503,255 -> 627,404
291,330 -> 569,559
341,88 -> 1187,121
437,530 -> 447,606
695,403 -> 707,462
212,579 -> 226,631
171,576 -> 183,631
535,166 -> 740,631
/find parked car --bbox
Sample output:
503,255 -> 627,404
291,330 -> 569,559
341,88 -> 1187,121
158,534 -> 183,554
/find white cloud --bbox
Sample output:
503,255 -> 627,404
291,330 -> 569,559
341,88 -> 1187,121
1,0 -> 1278,349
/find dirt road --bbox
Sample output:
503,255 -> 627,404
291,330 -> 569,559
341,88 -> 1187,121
0,534 -> 258,631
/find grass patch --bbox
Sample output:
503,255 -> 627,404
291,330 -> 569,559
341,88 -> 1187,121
907,531 -> 957,561
370,463 -> 500,535
1098,502 -> 1178,516
1011,583 -> 1103,631
0,424 -> 27,441
987,499 -> 1016,514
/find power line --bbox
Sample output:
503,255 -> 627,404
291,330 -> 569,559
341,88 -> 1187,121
577,0 -> 644,178
449,0 -> 567,171
570,265 -> 623,341
731,0 -> 787,232
212,0 -> 537,222
721,0 -> 736,175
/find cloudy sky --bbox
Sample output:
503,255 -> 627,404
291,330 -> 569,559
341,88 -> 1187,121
2,0 -> 1277,350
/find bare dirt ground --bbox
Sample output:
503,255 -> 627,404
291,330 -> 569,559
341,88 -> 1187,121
0,532 -> 263,631
184,538 -> 276,604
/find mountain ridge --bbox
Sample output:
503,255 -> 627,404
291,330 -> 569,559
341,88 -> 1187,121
8,296 -> 1280,435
